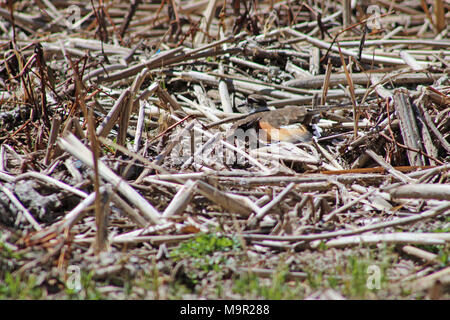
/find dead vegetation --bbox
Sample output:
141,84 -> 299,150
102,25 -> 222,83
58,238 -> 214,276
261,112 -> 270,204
0,0 -> 449,300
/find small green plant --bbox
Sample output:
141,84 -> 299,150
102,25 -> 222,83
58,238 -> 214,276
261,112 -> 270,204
437,245 -> 449,266
0,239 -> 22,276
65,270 -> 104,300
0,240 -> 21,260
169,233 -> 241,287
340,251 -> 389,299
327,275 -> 339,289
171,233 -> 240,260
344,256 -> 371,297
306,269 -> 323,289
0,272 -> 43,299
317,241 -> 328,251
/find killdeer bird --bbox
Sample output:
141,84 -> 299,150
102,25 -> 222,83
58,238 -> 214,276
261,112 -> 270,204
228,95 -> 317,143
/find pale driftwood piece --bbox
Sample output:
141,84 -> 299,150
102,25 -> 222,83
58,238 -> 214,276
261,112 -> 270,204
194,0 -> 218,45
366,149 -> 416,184
389,183 -> 450,200
367,74 -> 393,100
196,181 -> 256,217
162,180 -> 197,218
146,104 -> 233,118
382,26 -> 404,40
255,195 -> 271,207
317,233 -> 449,248
112,222 -> 174,241
133,100 -> 145,153
0,185 -> 42,231
243,201 -> 450,242
96,89 -> 131,137
402,245 -> 439,263
400,51 -> 424,71
58,133 -> 163,224
1,145 -> 23,166
248,182 -> 296,225
250,149 -> 319,165
393,90 -> 425,166
130,67 -> 149,97
284,73 -> 443,89
251,142 -> 320,165
342,0 -> 351,31
145,173 -> 206,182
218,63 -> 233,114
137,178 -> 183,190
217,173 -> 387,186
0,170 -> 15,183
229,57 -> 274,73
285,61 -> 312,78
67,38 -> 132,55
0,145 -> 5,172
338,39 -> 450,47
0,8 -> 48,32
268,88 -> 372,107
14,171 -> 88,199
136,82 -> 159,101
83,234 -> 196,245
413,267 -> 450,291
309,47 -> 320,76
30,42 -> 87,58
